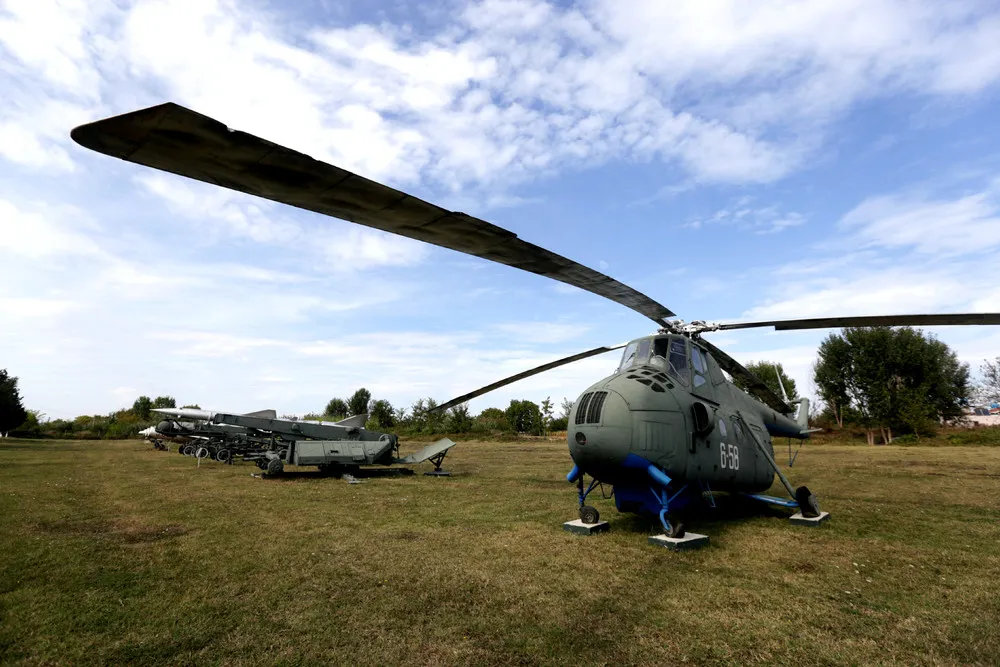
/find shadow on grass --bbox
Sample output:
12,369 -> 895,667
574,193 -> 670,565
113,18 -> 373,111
611,492 -> 794,537
263,467 -> 418,482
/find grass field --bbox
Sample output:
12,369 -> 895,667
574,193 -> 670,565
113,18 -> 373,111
2,436 -> 999,666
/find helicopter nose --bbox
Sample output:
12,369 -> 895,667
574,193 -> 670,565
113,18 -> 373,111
567,389 -> 631,474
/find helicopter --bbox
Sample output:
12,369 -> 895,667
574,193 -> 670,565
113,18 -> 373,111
70,103 -> 1000,539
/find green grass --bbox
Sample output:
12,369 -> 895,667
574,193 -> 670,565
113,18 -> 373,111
2,437 -> 999,665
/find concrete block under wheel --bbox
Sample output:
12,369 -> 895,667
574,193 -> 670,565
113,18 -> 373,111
563,519 -> 609,535
789,511 -> 831,526
648,533 -> 709,551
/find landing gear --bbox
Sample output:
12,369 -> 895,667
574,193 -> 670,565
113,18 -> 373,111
579,505 -> 600,524
795,486 -> 821,518
265,458 -> 284,475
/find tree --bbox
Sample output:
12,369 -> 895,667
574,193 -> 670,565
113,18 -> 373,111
505,399 -> 543,435
732,361 -> 799,405
814,335 -> 853,428
0,369 -> 28,437
540,397 -> 554,435
814,327 -> 971,444
369,399 -> 395,430
474,407 -> 508,433
560,397 -> 574,419
181,404 -> 201,409
409,398 -> 428,432
424,398 -> 446,433
132,396 -> 153,420
152,396 -> 176,409
978,357 -> 1000,404
447,403 -> 473,433
347,388 -> 372,416
324,398 -> 348,418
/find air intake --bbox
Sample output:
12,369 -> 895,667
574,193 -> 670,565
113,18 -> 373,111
586,391 -> 608,423
575,393 -> 593,425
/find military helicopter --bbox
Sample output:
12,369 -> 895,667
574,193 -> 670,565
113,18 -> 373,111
71,103 -> 1000,537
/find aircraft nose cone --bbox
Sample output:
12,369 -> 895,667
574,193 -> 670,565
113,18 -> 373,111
567,389 -> 631,477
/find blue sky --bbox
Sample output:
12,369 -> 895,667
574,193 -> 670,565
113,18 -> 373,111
3,0 -> 1000,420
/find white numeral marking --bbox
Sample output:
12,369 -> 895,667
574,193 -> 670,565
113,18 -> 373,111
720,443 -> 740,470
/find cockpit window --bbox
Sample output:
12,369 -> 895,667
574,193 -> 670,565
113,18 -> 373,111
653,336 -> 689,386
691,345 -> 708,388
635,338 -> 651,365
619,341 -> 639,372
668,339 -> 690,386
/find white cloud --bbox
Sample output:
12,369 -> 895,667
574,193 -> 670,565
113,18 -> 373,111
682,199 -> 805,235
0,198 -> 107,259
134,173 -> 430,270
840,190 -> 1000,254
6,0 -> 998,189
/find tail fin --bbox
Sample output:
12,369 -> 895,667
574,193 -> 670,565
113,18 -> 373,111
334,413 -> 368,429
795,398 -> 810,429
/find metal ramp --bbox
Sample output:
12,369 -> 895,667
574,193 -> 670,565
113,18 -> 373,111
395,438 -> 456,474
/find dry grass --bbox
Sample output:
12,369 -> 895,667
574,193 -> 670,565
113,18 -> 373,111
1,437 -> 999,665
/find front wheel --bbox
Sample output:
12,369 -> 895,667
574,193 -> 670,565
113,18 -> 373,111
579,505 -> 600,524
667,521 -> 686,539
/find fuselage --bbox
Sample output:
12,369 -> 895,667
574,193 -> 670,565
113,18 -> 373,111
567,334 -> 805,503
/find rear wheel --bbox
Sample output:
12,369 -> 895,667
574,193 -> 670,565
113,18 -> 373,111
266,458 -> 284,475
579,505 -> 600,524
796,486 -> 821,518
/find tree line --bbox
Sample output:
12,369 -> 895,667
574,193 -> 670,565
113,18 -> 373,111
302,388 -> 569,437
3,326 -> 999,442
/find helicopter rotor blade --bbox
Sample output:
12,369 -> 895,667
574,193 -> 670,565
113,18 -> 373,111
698,338 -> 791,414
71,103 -> 675,326
431,343 -> 628,413
714,313 -> 1000,332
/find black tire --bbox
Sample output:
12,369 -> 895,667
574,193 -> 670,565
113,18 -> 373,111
266,458 -> 284,475
796,486 -> 821,518
579,505 -> 600,524
182,445 -> 195,457
196,447 -> 209,459
667,522 -> 686,539
216,449 -> 231,463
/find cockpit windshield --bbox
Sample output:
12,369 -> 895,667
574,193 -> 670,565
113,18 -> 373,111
653,336 -> 690,386
619,338 -> 653,372
619,341 -> 638,372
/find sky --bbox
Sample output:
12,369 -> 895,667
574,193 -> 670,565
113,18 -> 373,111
3,0 -> 1000,420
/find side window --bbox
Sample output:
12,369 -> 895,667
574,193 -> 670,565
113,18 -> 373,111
692,346 -> 707,388
619,341 -> 638,372
667,338 -> 689,386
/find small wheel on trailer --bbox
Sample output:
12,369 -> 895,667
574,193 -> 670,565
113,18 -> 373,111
196,447 -> 210,460
579,505 -> 600,524
182,445 -> 195,456
266,458 -> 284,475
795,486 -> 821,518
216,449 -> 231,464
